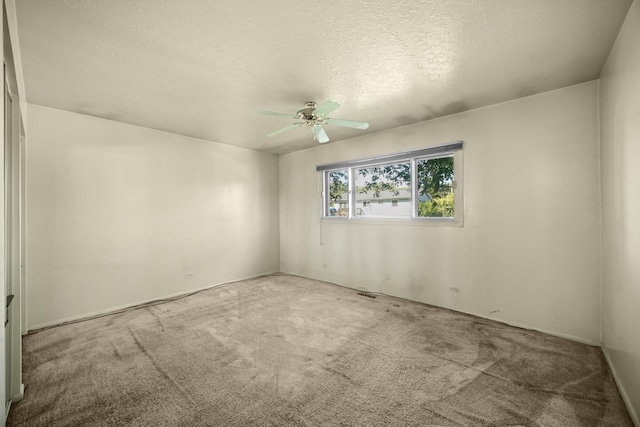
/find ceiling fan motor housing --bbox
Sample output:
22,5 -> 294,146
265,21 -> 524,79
297,102 -> 320,123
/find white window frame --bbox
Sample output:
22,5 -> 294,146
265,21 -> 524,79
318,142 -> 464,226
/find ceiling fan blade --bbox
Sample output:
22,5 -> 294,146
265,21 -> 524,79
324,118 -> 370,129
259,111 -> 298,118
313,101 -> 340,117
267,123 -> 301,137
313,124 -> 330,143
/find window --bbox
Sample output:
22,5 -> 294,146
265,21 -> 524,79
318,142 -> 463,224
417,156 -> 455,218
355,161 -> 411,218
325,169 -> 348,217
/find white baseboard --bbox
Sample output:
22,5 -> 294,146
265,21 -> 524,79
458,310 -> 600,346
28,271 -> 280,331
5,384 -> 24,422
286,271 -> 601,346
602,346 -> 639,427
12,383 -> 24,403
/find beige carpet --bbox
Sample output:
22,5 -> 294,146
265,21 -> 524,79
8,274 -> 633,426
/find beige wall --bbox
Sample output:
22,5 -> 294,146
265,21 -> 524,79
280,82 -> 601,344
26,104 -> 280,329
599,0 -> 640,423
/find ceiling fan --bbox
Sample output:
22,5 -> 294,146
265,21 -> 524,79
259,101 -> 369,143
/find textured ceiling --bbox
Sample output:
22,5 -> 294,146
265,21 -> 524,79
16,0 -> 632,154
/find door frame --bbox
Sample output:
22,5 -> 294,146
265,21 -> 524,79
2,0 -> 24,419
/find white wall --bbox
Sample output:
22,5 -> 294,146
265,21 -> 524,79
280,82 -> 601,344
599,0 -> 640,423
26,104 -> 280,329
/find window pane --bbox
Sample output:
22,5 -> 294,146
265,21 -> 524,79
326,170 -> 349,216
355,162 -> 411,217
417,156 -> 454,218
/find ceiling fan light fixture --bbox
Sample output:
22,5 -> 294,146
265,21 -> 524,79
312,124 -> 330,143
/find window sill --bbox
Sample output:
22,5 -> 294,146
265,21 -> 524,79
320,216 -> 463,227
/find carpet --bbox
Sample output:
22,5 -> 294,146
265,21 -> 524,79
8,274 -> 634,426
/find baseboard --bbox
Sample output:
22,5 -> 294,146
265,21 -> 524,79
284,271 -> 602,347
602,346 -> 639,427
457,309 -> 600,346
27,271 -> 280,332
12,383 -> 24,403
5,384 -> 24,422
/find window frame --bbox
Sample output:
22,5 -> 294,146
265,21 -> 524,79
319,142 -> 463,226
